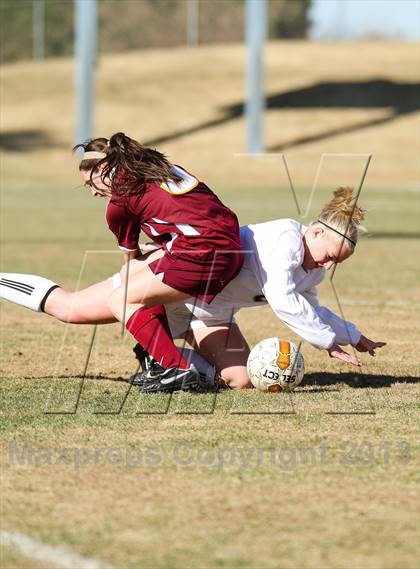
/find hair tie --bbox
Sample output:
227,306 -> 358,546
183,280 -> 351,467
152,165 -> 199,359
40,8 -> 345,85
83,151 -> 107,160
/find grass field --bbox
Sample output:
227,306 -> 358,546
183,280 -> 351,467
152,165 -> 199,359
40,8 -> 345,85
1,41 -> 419,569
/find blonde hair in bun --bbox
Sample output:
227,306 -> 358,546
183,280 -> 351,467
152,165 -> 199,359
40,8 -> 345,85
315,187 -> 366,251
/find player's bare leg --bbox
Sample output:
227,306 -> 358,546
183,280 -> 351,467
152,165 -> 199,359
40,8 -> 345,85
0,249 -> 163,325
43,280 -> 117,324
189,324 -> 252,389
108,266 -> 190,323
45,249 -> 163,324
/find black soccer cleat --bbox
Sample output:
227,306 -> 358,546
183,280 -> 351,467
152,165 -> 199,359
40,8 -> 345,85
129,371 -> 147,386
132,343 -> 155,370
140,363 -> 217,394
129,343 -> 158,386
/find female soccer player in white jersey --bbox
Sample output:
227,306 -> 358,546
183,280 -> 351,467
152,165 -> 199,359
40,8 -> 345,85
0,188 -> 385,390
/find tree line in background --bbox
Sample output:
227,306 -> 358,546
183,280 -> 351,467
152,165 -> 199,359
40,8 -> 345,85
0,0 -> 312,63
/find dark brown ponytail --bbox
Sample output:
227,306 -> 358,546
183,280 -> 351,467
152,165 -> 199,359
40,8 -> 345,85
73,132 -> 182,195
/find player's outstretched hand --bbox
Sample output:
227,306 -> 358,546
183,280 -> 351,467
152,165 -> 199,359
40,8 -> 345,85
354,334 -> 386,356
327,343 -> 362,367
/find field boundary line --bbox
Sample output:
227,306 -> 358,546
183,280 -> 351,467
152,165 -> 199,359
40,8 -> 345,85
0,531 -> 114,569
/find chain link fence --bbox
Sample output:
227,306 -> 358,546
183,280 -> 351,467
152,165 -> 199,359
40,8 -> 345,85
0,0 -> 311,63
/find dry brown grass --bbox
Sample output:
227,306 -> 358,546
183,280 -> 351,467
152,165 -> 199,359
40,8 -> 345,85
0,546 -> 61,569
1,369 -> 419,569
1,237 -> 419,568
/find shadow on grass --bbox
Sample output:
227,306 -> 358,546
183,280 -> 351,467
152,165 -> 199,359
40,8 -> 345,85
32,372 -> 419,390
144,79 -> 420,151
34,374 -> 131,383
2,80 -> 418,154
302,372 -> 420,389
0,129 -> 59,152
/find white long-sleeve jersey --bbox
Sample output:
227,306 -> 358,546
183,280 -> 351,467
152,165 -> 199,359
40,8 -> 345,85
178,219 -> 361,350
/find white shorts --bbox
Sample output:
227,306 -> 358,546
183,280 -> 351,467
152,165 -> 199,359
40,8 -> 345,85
166,300 -> 238,339
110,272 -> 238,340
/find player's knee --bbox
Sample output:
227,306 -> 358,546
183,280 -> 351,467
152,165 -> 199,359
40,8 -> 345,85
219,369 -> 252,390
230,377 -> 253,390
119,258 -> 141,283
107,289 -> 122,318
107,287 -> 135,321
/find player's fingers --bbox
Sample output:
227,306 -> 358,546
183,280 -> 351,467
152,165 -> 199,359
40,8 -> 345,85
371,342 -> 387,355
348,354 -> 362,367
332,350 -> 361,367
366,342 -> 386,355
365,339 -> 386,349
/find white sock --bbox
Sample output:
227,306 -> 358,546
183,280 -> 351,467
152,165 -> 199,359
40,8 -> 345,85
178,347 -> 216,384
0,272 -> 59,312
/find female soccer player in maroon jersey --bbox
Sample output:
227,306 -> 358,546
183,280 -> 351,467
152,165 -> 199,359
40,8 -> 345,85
74,132 -> 243,392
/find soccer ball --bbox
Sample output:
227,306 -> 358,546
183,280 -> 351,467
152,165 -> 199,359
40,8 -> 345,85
247,338 -> 305,392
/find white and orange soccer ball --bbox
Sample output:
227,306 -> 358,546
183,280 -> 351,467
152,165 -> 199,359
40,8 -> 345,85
247,338 -> 305,392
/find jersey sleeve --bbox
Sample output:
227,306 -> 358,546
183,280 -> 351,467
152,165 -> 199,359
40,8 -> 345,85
106,201 -> 140,252
253,229 -> 336,350
301,288 -> 362,346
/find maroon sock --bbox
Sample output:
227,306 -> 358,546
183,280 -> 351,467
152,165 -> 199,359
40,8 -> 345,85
126,305 -> 190,370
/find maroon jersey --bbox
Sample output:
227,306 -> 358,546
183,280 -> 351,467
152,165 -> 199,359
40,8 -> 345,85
106,165 -> 242,261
